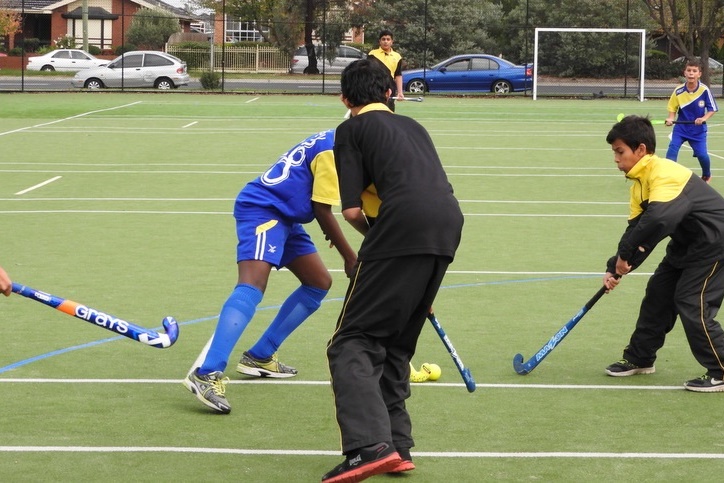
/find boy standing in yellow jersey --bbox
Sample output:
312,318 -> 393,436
368,30 -> 403,111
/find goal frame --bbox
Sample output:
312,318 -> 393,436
532,28 -> 647,101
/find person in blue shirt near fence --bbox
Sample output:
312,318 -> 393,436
183,129 -> 358,414
665,58 -> 718,183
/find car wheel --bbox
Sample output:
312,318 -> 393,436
492,80 -> 512,94
155,78 -> 174,90
407,79 -> 427,93
40,65 -> 55,72
84,78 -> 104,89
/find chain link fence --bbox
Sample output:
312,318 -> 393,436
2,7 -> 723,97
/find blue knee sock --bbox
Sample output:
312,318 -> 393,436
199,284 -> 263,374
698,154 -> 712,178
247,285 -> 328,359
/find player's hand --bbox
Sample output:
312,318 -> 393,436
603,272 -> 621,292
615,256 -> 632,276
343,257 -> 357,278
665,120 -> 673,127
0,266 -> 12,297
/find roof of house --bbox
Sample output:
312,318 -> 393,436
3,0 -> 199,20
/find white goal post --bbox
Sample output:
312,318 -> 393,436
533,28 -> 647,101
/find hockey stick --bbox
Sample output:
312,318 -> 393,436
650,119 -> 701,125
12,282 -> 179,348
512,277 -> 618,375
616,113 -> 702,125
427,312 -> 476,392
400,96 -> 424,102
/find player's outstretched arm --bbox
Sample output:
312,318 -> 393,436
0,266 -> 12,296
313,202 -> 358,277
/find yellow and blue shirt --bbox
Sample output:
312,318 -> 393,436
236,130 -> 340,224
667,81 -> 718,139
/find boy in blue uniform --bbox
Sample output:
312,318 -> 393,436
665,59 -> 718,182
184,130 -> 357,414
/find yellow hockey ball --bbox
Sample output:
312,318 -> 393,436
421,363 -> 442,381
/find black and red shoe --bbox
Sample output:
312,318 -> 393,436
322,442 -> 401,482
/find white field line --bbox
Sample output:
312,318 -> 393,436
14,176 -> 62,195
181,121 -> 198,128
0,211 -> 628,219
0,169 -> 624,177
0,446 -> 722,459
0,101 -> 143,137
0,197 -> 626,205
0,210 -> 626,218
0,162 -> 271,167
0,378 -> 678,391
246,97 -> 260,103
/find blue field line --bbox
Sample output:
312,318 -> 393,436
0,275 -> 599,374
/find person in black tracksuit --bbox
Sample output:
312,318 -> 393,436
321,59 -> 464,483
602,115 -> 724,393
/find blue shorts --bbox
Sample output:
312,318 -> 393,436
234,206 -> 317,268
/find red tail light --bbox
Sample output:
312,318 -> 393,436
526,67 -> 532,76
177,67 -> 185,74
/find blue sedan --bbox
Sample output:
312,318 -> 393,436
402,54 -> 532,94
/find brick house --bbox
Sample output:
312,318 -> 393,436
2,0 -> 198,52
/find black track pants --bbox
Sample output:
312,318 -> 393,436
327,254 -> 451,453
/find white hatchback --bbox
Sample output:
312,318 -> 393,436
290,45 -> 364,74
27,49 -> 107,72
71,51 -> 190,89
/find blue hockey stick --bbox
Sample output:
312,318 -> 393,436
513,278 -> 616,375
12,282 -> 179,348
427,312 -> 476,392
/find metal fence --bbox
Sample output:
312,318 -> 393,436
167,45 -> 290,73
3,4 -> 724,97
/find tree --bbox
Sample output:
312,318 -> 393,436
0,8 -> 22,49
361,0 -> 504,69
125,8 -> 180,50
193,0 -> 352,74
641,0 -> 724,86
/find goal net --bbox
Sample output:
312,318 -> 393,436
533,28 -> 647,101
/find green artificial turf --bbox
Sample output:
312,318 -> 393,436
1,93 -> 723,482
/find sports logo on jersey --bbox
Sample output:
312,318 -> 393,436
699,100 -> 706,108
260,131 -> 329,186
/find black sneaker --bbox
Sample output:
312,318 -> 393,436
387,447 -> 415,473
322,442 -> 401,482
684,374 -> 724,393
605,359 -> 655,377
